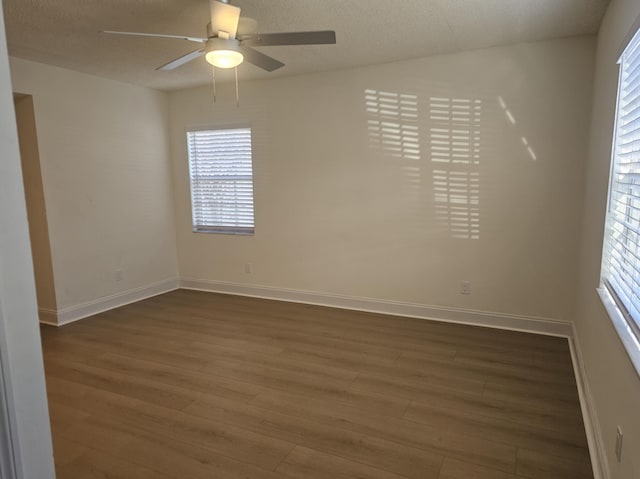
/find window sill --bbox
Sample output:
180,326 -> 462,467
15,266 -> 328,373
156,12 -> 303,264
597,287 -> 640,377
192,228 -> 254,236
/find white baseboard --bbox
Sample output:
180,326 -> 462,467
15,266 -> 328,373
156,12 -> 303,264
179,278 -> 573,337
569,325 -> 610,479
37,308 -> 58,326
43,278 -> 180,326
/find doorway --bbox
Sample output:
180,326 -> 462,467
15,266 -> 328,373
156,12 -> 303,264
13,94 -> 57,324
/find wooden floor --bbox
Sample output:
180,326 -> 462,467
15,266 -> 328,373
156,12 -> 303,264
41,289 -> 593,479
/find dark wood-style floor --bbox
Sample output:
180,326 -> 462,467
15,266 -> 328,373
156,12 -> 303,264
41,289 -> 593,479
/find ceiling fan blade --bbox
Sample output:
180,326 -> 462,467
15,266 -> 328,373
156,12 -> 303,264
156,48 -> 205,71
239,47 -> 285,72
210,0 -> 241,38
101,30 -> 207,43
239,31 -> 336,47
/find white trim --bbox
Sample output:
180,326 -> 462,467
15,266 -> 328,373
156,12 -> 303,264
597,287 -> 640,377
179,278 -> 573,337
37,308 -> 57,326
184,121 -> 252,134
0,309 -> 19,479
42,278 -> 179,327
569,324 -> 610,479
0,365 -> 18,479
615,12 -> 640,63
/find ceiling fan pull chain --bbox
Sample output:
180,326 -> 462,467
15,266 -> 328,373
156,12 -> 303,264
211,66 -> 217,103
235,66 -> 240,108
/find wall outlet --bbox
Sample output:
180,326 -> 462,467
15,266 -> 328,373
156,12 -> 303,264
615,426 -> 623,462
460,281 -> 471,295
245,263 -> 253,274
114,269 -> 123,282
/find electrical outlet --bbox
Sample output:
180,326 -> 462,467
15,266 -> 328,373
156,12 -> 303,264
615,426 -> 623,462
245,263 -> 253,274
460,281 -> 471,295
114,269 -> 123,282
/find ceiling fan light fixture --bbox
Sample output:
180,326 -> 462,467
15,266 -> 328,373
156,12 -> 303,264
205,37 -> 243,68
206,49 -> 243,68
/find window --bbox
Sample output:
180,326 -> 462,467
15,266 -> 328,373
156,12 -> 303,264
186,127 -> 255,235
600,24 -> 640,371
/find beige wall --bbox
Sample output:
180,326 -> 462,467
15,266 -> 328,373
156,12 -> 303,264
14,94 -> 57,318
10,58 -> 178,318
170,36 -> 595,321
0,4 -> 55,477
575,0 -> 640,477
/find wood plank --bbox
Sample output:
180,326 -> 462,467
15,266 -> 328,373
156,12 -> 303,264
51,437 -> 86,468
251,388 -> 516,472
62,414 -> 291,479
516,448 -> 593,479
51,381 -> 295,471
181,391 -> 441,479
404,400 -> 589,459
276,446 -> 408,479
404,392 -> 585,440
439,457 -> 523,479
56,447 -> 175,479
44,357 -> 197,410
258,409 -> 443,479
84,352 -> 266,403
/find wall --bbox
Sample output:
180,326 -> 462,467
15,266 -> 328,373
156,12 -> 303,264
0,3 -> 55,477
14,94 -> 57,320
9,58 -> 178,323
170,36 -> 595,322
575,0 -> 640,477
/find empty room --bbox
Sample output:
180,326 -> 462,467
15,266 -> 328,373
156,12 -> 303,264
0,0 -> 639,478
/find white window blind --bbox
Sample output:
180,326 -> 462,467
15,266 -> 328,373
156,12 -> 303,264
602,26 -> 640,337
187,128 -> 255,235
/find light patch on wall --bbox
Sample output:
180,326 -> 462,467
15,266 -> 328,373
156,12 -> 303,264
499,96 -> 537,161
365,89 -> 422,196
430,97 -> 481,240
521,136 -> 537,161
498,96 -> 516,125
365,89 -> 420,158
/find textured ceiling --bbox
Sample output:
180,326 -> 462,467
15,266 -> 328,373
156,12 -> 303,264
3,0 -> 609,91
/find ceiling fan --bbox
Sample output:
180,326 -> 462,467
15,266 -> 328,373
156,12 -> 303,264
102,0 -> 337,72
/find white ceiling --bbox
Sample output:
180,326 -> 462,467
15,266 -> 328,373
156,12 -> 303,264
3,0 -> 609,91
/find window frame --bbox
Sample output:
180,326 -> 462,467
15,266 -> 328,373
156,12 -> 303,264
599,19 -> 640,375
185,125 -> 256,236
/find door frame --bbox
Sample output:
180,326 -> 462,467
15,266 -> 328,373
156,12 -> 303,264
0,305 -> 19,479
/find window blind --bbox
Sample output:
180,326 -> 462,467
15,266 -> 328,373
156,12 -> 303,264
187,128 -> 255,235
603,27 -> 640,334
